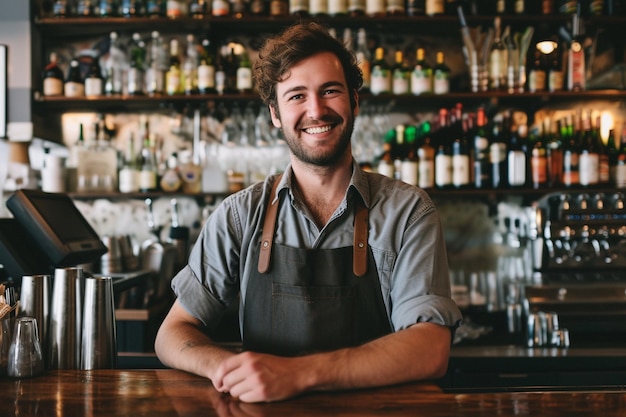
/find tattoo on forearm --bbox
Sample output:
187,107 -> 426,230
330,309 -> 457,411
182,341 -> 197,352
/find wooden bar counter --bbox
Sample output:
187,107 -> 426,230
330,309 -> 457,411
1,369 -> 625,416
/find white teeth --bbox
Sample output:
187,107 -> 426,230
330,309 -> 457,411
304,125 -> 332,134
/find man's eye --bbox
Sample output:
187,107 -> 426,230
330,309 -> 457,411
324,89 -> 340,95
288,94 -> 304,101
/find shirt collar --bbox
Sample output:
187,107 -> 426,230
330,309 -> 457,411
275,159 -> 371,209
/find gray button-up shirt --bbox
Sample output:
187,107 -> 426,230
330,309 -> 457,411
172,160 -> 463,336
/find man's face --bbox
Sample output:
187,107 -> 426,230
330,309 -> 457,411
269,51 -> 359,167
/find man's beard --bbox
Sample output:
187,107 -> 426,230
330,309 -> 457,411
283,115 -> 355,167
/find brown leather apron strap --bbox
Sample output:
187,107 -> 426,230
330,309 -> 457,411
258,174 -> 282,274
353,200 -> 368,277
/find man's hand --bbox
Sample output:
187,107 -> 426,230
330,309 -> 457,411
212,352 -> 308,403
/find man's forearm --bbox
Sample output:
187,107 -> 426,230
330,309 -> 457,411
299,322 -> 451,392
154,302 -> 236,381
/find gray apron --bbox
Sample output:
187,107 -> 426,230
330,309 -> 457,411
242,176 -> 392,356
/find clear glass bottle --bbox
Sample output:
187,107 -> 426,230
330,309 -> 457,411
127,32 -> 147,95
104,31 -> 125,96
183,34 -> 199,95
197,39 -> 216,94
145,31 -> 165,95
166,38 -> 183,95
85,60 -> 104,98
118,132 -> 140,193
391,50 -> 410,95
489,16 -> 507,91
236,51 -> 253,94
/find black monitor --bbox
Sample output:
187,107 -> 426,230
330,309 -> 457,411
0,218 -> 54,281
6,189 -> 107,267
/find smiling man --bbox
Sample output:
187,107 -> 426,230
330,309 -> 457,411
155,22 -> 462,403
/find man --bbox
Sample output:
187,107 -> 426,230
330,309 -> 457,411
155,22 -> 462,403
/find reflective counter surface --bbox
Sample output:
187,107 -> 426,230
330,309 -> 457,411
1,369 -> 625,416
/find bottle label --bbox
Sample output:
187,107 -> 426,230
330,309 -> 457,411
616,163 -> 626,188
328,0 -> 348,15
197,64 -> 215,90
528,69 -> 546,92
411,70 -> 432,95
507,150 -> 526,186
400,161 -> 418,186
237,68 -> 253,91
43,78 -> 64,96
370,68 -> 390,95
435,154 -> 452,187
452,155 -> 470,187
418,160 -> 434,189
85,77 -> 103,97
290,0 -> 309,12
145,67 -> 165,94
392,71 -> 410,95
365,0 -> 384,15
119,168 -> 139,193
212,0 -> 230,15
433,71 -> 449,95
377,161 -> 395,178
568,44 -> 585,91
548,70 -> 564,92
309,0 -> 328,14
64,82 -> 85,98
531,155 -> 548,186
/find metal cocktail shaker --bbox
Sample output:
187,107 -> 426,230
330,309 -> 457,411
81,276 -> 117,370
48,267 -> 84,370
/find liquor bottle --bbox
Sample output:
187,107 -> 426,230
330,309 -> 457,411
213,0 -> 231,16
160,153 -> 183,193
250,0 -> 268,15
230,0 -> 249,18
138,125 -> 159,192
269,0 -> 290,16
166,38 -> 183,95
236,51 -> 253,94
222,47 -> 239,94
434,108 -> 452,189
417,121 -> 435,189
377,130 -> 396,178
541,0 -> 555,14
146,0 -> 166,16
118,132 -> 140,193
567,10 -> 586,91
606,128 -> 619,186
310,0 -> 329,16
615,126 -> 626,189
98,0 -> 120,16
530,126 -> 550,189
392,124 -> 406,180
546,118 -> 563,187
42,52 -> 65,97
562,113 -> 580,188
527,49 -> 546,92
509,123 -> 530,188
365,0 -> 385,17
473,106 -> 491,189
77,0 -> 96,16
578,112 -> 599,187
391,50 -> 410,96
400,125 -> 419,186
432,51 -> 450,95
348,0 -> 366,15
53,0 -> 71,17
547,42 -> 564,92
127,32 -> 146,95
406,0 -> 425,15
189,0 -> 208,17
183,34 -> 199,95
489,112 -> 508,189
145,31 -> 165,95
197,39 -> 216,94
104,31 -> 125,96
425,0 -> 444,15
167,0 -> 187,18
290,0 -> 310,15
411,48 -> 433,95
370,47 -> 391,96
329,0 -> 348,16
355,28 -> 371,93
121,0 -> 144,16
64,59 -> 85,98
451,115 -> 471,189
489,16 -> 507,91
386,0 -> 405,15
85,60 -> 104,98
597,117 -> 610,186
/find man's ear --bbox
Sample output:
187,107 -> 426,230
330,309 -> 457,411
269,105 -> 282,128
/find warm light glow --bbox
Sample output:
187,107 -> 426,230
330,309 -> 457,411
536,40 -> 558,55
601,111 -> 614,144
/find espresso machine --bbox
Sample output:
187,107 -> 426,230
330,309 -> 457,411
525,190 -> 626,346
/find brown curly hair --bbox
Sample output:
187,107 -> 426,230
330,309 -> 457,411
253,21 -> 363,113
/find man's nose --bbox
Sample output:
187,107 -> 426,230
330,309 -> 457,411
305,95 -> 327,119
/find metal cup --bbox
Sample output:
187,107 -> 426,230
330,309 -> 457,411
18,274 -> 50,361
81,276 -> 117,370
7,316 -> 44,378
48,267 -> 84,370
